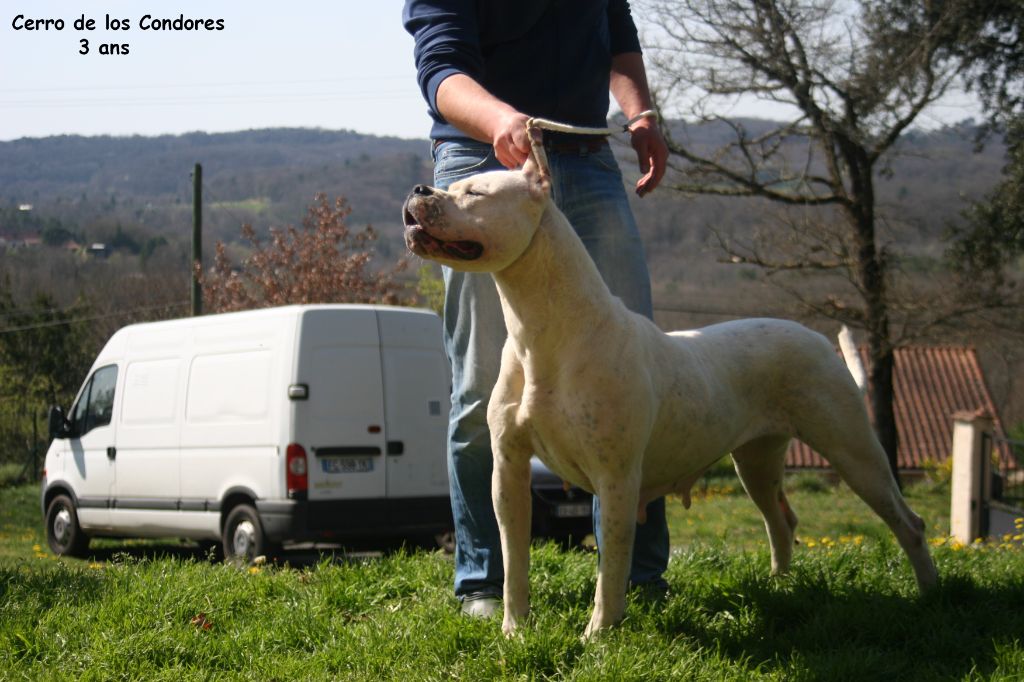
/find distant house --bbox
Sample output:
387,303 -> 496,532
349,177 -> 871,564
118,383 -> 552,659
87,243 -> 110,258
786,346 -> 1008,472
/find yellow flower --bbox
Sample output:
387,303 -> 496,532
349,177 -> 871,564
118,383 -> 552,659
805,539 -> 817,548
248,566 -> 261,575
88,562 -> 103,570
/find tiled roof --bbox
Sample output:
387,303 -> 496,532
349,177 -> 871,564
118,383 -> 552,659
786,346 -> 1006,470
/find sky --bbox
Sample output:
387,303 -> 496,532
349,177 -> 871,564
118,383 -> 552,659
1,2 -> 431,141
1,2 -> 982,142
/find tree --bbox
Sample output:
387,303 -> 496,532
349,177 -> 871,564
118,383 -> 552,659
199,194 -> 410,313
642,0 -> 978,479
939,2 -> 1024,319
0,283 -> 95,471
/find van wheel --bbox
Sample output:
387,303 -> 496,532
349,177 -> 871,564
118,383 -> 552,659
46,494 -> 90,558
222,504 -> 267,564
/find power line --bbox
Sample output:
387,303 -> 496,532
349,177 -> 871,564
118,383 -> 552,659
2,75 -> 413,95
0,301 -> 190,336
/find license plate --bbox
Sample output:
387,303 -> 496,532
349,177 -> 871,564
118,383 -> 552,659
554,502 -> 590,518
320,457 -> 374,474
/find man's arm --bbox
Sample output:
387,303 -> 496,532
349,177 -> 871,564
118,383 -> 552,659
610,52 -> 667,197
436,74 -> 532,169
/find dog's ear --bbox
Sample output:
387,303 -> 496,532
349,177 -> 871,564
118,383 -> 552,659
522,137 -> 551,200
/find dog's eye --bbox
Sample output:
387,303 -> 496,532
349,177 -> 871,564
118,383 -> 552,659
465,189 -> 486,197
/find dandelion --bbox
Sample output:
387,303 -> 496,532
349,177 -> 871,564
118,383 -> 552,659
950,540 -> 965,551
805,539 -> 818,548
88,562 -> 103,570
929,537 -> 947,547
248,566 -> 261,575
32,544 -> 42,552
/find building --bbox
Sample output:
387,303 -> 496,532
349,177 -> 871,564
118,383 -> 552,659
786,346 -> 1008,473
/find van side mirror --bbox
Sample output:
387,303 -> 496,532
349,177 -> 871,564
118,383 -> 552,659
48,405 -> 69,440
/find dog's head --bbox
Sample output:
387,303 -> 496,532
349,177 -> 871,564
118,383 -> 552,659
403,155 -> 551,273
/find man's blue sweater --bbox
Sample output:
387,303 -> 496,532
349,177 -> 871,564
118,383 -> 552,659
403,0 -> 642,142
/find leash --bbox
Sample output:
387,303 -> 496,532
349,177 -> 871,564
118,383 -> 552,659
525,109 -> 657,137
524,109 -> 657,180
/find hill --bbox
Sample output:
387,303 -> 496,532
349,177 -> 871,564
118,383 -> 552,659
0,123 -> 1019,425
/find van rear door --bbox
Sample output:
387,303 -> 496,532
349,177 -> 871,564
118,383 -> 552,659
294,309 -> 387,501
377,309 -> 450,499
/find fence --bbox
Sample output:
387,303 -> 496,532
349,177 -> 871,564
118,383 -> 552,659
950,411 -> 1022,543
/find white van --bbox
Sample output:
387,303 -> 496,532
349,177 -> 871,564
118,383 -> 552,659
41,304 -> 454,561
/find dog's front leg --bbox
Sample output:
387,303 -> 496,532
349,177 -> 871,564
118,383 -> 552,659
493,438 -> 532,635
585,474 -> 640,639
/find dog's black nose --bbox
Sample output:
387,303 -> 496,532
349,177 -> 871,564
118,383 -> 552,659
413,184 -> 433,196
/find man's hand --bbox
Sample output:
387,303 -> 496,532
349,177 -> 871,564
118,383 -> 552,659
629,118 -> 667,197
436,74 -> 532,169
491,110 -> 532,169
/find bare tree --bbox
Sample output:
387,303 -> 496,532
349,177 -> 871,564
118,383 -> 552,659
200,194 -> 410,313
642,0 -> 978,478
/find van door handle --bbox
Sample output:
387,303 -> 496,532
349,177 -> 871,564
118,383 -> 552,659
387,441 -> 404,456
106,447 -> 116,460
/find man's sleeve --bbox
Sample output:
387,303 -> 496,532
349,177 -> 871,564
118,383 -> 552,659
607,0 -> 642,56
402,0 -> 483,118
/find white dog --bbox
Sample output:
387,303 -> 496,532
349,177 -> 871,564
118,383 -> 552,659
403,154 -> 938,639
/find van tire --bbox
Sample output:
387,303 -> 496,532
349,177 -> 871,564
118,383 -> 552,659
45,494 -> 90,558
222,504 -> 268,564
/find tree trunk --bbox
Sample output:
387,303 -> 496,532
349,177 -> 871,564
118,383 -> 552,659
847,157 -> 902,488
868,338 -> 901,487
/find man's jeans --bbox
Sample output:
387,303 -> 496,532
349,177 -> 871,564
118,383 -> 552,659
432,138 -> 670,600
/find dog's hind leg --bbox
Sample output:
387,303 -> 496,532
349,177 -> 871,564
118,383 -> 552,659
803,414 -> 938,592
731,435 -> 798,575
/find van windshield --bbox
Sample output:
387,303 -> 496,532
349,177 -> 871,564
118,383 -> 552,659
71,365 -> 118,437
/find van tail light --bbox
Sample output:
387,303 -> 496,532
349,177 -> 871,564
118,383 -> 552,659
286,444 -> 308,500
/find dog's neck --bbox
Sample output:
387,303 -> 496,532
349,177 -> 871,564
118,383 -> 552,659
492,200 -> 621,375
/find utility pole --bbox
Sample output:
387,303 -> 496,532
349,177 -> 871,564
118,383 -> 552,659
192,163 -> 203,316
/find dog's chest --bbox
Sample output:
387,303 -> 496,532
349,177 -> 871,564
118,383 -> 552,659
519,380 -> 651,492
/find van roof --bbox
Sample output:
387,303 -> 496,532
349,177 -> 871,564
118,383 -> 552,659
93,304 -> 438,367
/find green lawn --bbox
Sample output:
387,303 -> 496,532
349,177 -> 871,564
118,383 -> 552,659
2,478 -> 1023,680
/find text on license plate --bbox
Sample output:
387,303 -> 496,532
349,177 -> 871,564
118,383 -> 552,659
554,502 -> 590,518
321,457 -> 374,474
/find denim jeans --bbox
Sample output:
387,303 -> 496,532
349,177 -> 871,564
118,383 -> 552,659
432,138 -> 670,600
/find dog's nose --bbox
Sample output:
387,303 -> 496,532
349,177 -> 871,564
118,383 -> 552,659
413,184 -> 433,196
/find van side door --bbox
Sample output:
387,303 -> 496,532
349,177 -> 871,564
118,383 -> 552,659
65,364 -> 119,529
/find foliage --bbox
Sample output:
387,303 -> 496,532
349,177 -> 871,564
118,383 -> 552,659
929,0 -> 1024,126
199,194 -> 411,313
0,282 -> 96,470
948,118 -> 1024,308
415,264 -> 446,316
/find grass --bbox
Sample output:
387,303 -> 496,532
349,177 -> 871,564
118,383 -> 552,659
2,477 -> 1023,680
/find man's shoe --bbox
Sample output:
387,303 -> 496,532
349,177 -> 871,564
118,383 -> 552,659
460,596 -> 501,618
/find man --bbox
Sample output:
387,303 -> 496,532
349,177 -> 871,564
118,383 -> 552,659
403,0 -> 670,617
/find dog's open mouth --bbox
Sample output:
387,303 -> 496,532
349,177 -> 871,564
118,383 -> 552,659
403,209 -> 483,261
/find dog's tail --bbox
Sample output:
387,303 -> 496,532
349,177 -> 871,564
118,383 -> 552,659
838,325 -> 867,394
